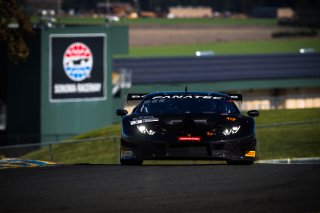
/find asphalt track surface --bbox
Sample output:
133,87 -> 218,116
1,164 -> 320,213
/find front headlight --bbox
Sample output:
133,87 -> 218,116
137,125 -> 155,135
223,126 -> 240,136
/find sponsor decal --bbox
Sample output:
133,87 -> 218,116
127,94 -> 147,100
152,95 -> 224,100
50,34 -> 106,102
230,95 -> 238,99
228,94 -> 242,101
178,136 -> 201,142
130,116 -> 159,125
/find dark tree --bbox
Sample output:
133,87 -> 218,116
0,0 -> 33,62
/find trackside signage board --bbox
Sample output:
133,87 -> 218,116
49,34 -> 106,102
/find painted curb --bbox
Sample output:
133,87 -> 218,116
256,157 -> 320,164
0,158 -> 61,169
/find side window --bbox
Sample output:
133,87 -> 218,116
138,100 -> 152,114
132,106 -> 138,114
219,101 -> 239,115
226,103 -> 239,114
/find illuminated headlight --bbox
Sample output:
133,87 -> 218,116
223,126 -> 240,136
137,125 -> 146,133
137,125 -> 155,135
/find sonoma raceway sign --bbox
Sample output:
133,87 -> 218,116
49,34 -> 106,102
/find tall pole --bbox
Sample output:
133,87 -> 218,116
106,0 -> 110,15
134,0 -> 139,14
57,0 -> 61,17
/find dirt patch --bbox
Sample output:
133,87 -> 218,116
129,25 -> 297,46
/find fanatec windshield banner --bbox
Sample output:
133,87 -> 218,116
50,34 -> 106,102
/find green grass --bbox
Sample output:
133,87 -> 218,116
31,16 -> 105,25
31,16 -> 276,26
23,124 -> 121,164
257,124 -> 320,159
255,109 -> 320,159
117,17 -> 277,26
118,38 -> 320,57
22,108 -> 320,164
255,108 -> 320,125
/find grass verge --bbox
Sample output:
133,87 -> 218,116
116,17 -> 277,26
117,38 -> 320,57
255,109 -> 320,159
31,17 -> 277,26
23,108 -> 320,164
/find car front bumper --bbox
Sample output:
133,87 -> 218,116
120,135 -> 257,161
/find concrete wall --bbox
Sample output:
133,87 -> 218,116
169,7 -> 212,18
240,88 -> 320,110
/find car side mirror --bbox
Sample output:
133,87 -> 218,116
116,109 -> 128,116
247,110 -> 259,117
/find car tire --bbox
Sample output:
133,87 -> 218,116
120,159 -> 143,166
226,160 -> 254,165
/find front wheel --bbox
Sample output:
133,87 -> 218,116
120,159 -> 143,166
226,160 -> 254,165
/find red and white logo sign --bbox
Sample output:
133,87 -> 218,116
63,42 -> 93,82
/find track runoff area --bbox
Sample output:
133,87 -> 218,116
1,162 -> 320,213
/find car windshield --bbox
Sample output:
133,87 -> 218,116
135,97 -> 240,115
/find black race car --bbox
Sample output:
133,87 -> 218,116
116,91 -> 259,165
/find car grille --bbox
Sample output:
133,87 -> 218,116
167,146 -> 209,157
